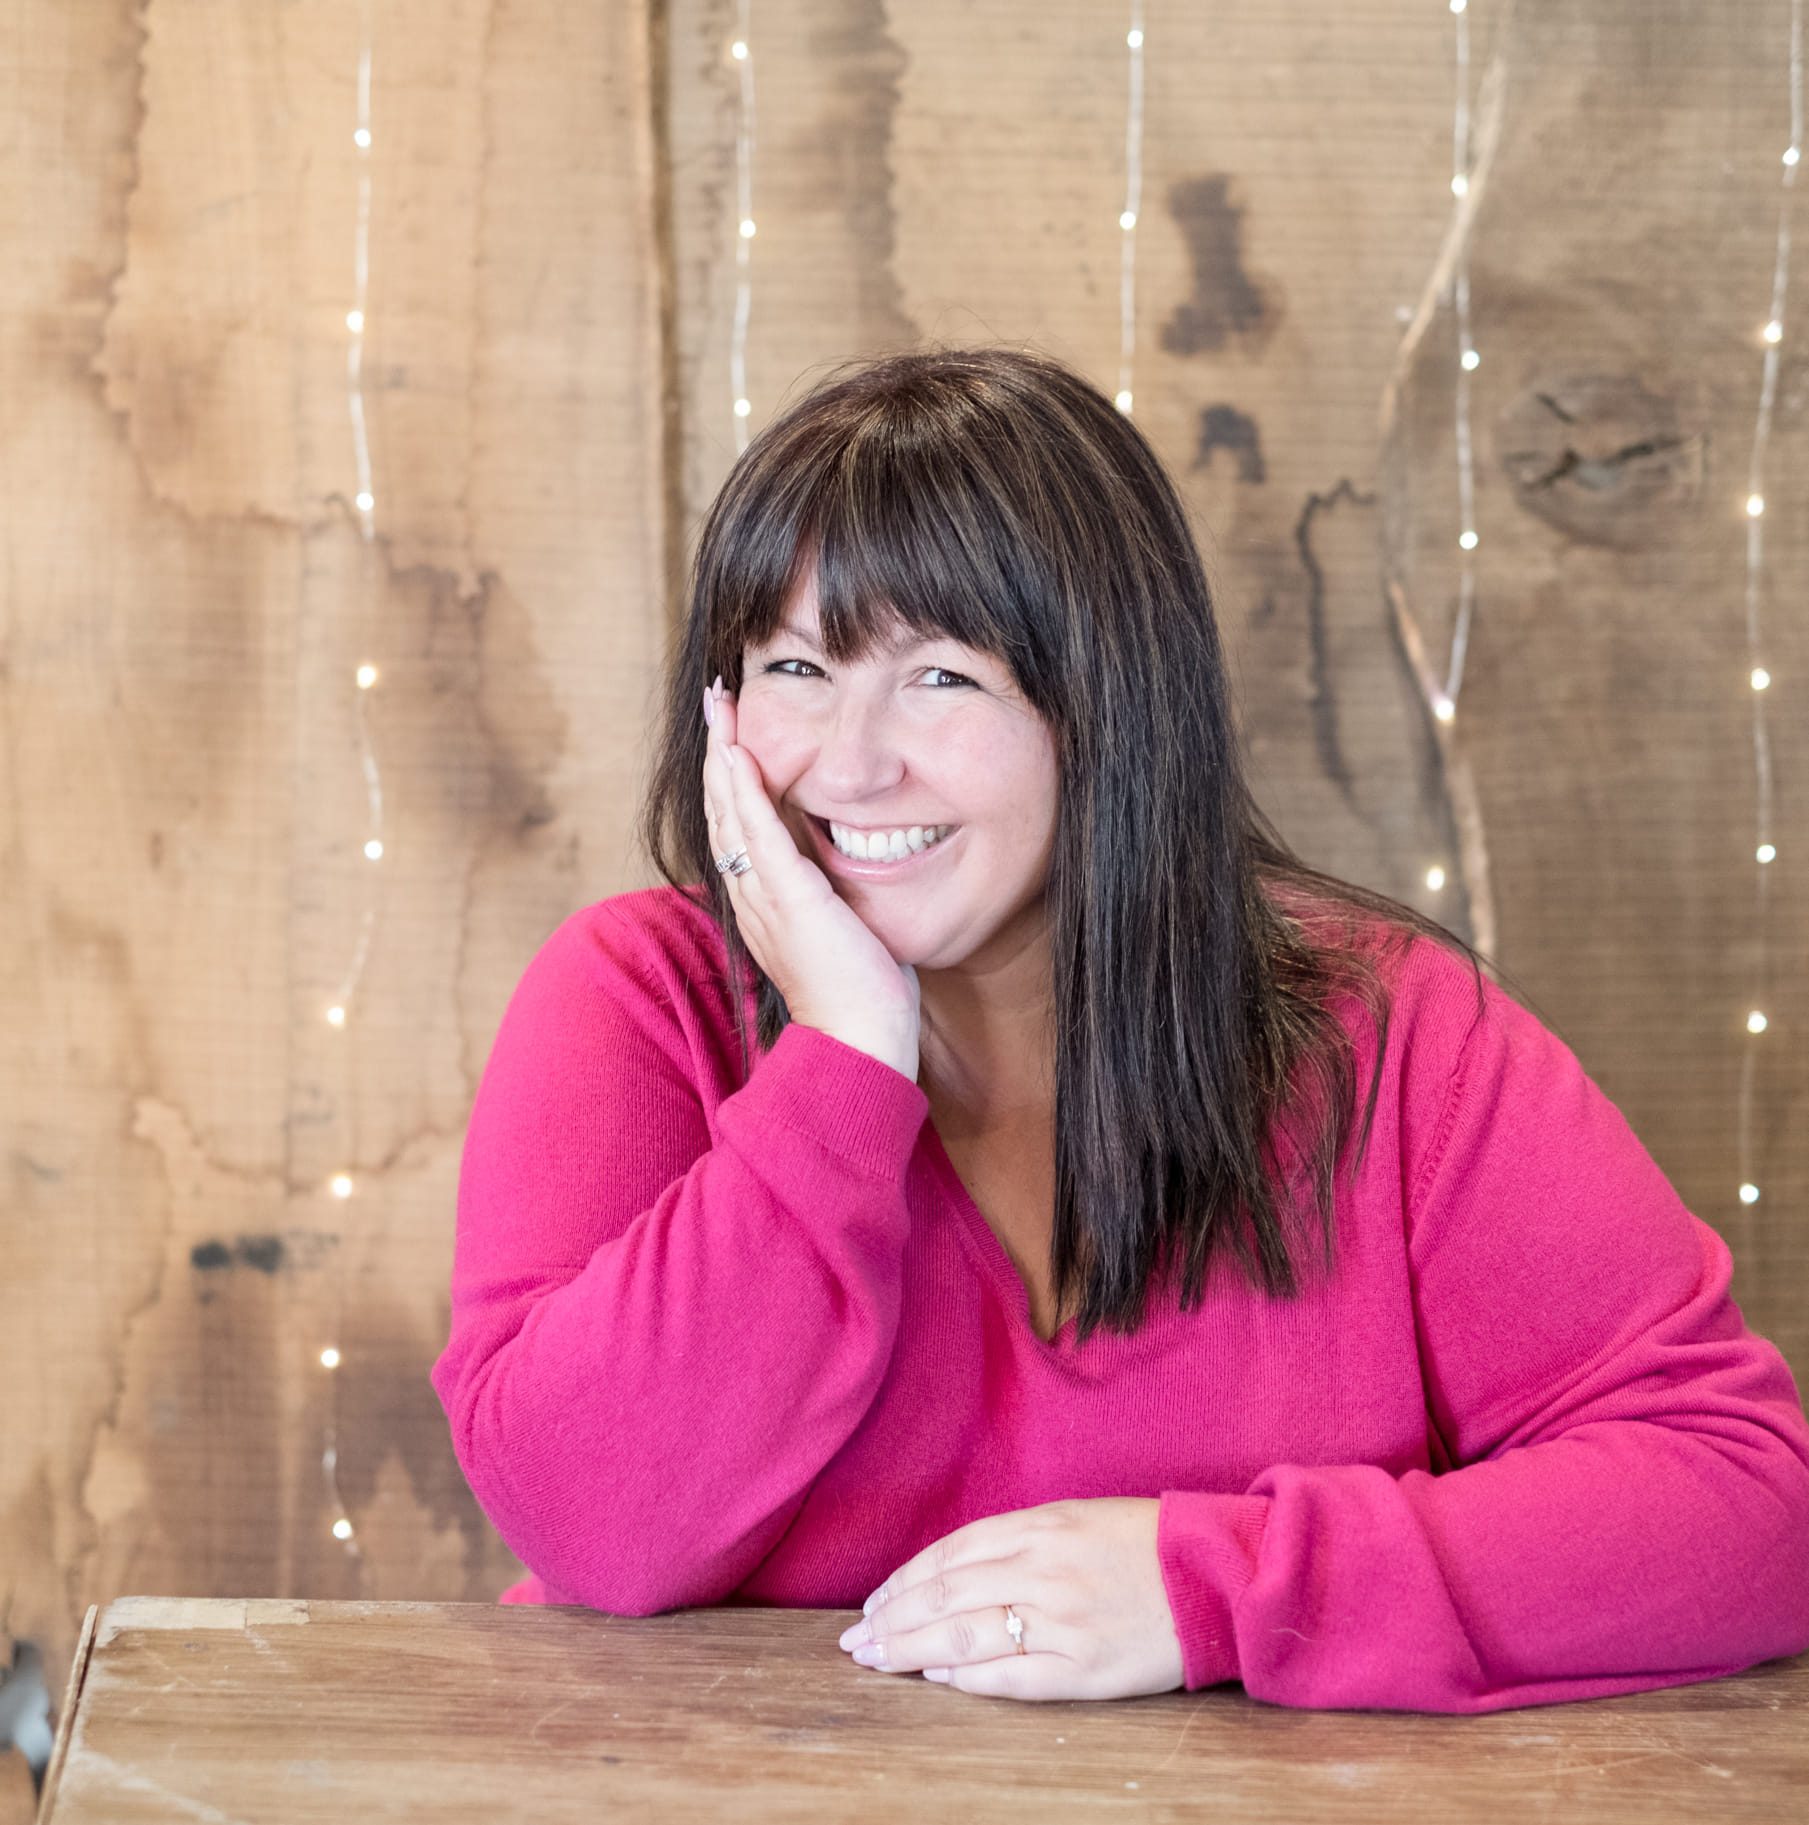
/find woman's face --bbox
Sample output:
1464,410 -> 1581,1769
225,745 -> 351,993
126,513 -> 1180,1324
736,566 -> 1060,970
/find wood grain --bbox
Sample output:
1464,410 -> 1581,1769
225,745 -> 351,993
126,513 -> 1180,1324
37,1600 -> 1809,1823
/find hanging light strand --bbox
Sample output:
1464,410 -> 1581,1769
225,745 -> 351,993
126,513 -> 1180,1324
729,7 -> 756,449
1734,0 -> 1800,1220
1115,6 -> 1147,415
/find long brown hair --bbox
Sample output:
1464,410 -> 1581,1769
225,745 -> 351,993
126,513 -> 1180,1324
638,343 -> 1521,1347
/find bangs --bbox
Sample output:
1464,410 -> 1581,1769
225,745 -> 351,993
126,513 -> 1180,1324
716,400 -> 1042,675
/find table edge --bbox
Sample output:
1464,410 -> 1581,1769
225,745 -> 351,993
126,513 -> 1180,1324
35,1603 -> 98,1825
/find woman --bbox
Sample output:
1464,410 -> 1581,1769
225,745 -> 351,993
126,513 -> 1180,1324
431,345 -> 1809,1712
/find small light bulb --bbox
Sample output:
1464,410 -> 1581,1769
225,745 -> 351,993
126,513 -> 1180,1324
320,1347 -> 341,1369
364,838 -> 383,860
1450,0 -> 1467,11
1747,493 -> 1765,517
333,1517 -> 355,1541
353,128 -> 371,150
1459,529 -> 1478,551
1114,389 -> 1133,412
739,217 -> 756,238
1120,209 -> 1137,230
731,40 -> 748,59
356,490 -> 374,513
326,1005 -> 346,1027
734,397 -> 751,417
1461,348 -> 1480,370
1738,1182 -> 1761,1205
1433,695 -> 1456,723
346,309 -> 364,333
356,663 -> 378,689
1752,668 -> 1771,690
1747,1011 -> 1768,1034
1757,843 -> 1776,864
1764,320 -> 1783,344
1425,865 -> 1446,891
330,1173 -> 354,1199
1127,28 -> 1143,48
1451,173 -> 1468,197
1786,146 -> 1801,168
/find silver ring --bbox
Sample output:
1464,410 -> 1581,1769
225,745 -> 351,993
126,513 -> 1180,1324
714,847 -> 751,877
1003,1604 -> 1026,1654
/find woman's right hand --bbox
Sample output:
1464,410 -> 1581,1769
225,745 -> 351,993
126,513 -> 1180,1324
703,674 -> 923,1083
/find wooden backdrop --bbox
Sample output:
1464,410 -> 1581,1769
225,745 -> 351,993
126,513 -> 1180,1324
3,0 -> 1804,1777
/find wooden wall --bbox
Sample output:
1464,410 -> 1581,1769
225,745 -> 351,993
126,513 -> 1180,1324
3,0 -> 1804,1768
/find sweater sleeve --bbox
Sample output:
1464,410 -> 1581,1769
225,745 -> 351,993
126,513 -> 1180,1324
429,904 -> 930,1615
1156,961 -> 1809,1713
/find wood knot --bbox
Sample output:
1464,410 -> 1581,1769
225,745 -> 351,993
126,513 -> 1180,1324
1498,372 -> 1706,548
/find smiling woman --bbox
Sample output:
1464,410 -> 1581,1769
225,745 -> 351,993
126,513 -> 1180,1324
434,344 -> 1809,1715
640,341 -> 1500,1338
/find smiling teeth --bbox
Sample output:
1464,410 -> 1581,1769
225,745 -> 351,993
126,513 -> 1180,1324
830,821 -> 954,862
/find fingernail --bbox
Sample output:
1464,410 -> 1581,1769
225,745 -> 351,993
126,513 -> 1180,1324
703,684 -> 715,728
863,1585 -> 887,1616
712,673 -> 724,697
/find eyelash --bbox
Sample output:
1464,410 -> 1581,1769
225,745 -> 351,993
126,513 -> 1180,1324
760,659 -> 977,690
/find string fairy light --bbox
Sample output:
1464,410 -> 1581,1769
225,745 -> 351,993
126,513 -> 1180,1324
1733,0 -> 1799,1223
729,8 -> 756,451
316,0 -> 392,1563
1115,6 -> 1146,416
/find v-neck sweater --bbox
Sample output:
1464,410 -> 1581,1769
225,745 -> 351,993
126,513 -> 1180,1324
429,884 -> 1809,1713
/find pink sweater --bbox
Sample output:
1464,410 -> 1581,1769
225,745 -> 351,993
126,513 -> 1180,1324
430,885 -> 1809,1713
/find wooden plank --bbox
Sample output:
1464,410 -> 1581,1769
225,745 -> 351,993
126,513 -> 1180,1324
38,1600 -> 1809,1823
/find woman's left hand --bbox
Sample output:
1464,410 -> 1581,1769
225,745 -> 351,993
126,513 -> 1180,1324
836,1497 -> 1186,1700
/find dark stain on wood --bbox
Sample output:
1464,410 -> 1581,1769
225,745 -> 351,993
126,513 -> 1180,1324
1191,403 -> 1266,482
1161,175 -> 1279,355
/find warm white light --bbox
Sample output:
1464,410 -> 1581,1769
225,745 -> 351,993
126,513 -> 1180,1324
1461,348 -> 1480,370
1450,0 -> 1467,11
1114,389 -> 1133,412
1746,493 -> 1765,517
330,1173 -> 354,1199
1425,865 -> 1446,891
1764,320 -> 1783,344
1786,146 -> 1801,167
364,838 -> 383,860
1451,173 -> 1468,197
332,1517 -> 356,1541
326,1005 -> 346,1027
1752,667 -> 1771,691
1458,529 -> 1478,551
356,663 -> 378,689
731,40 -> 748,59
1120,210 -> 1137,230
1739,1182 -> 1761,1205
356,490 -> 374,513
734,397 -> 751,418
320,1347 -> 341,1370
1127,28 -> 1143,47
1433,695 -> 1456,723
1757,843 -> 1776,864
1747,1011 -> 1768,1034
739,217 -> 756,238
346,309 -> 364,333
353,128 -> 371,150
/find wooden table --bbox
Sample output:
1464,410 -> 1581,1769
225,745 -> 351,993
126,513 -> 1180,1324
37,1598 -> 1808,1821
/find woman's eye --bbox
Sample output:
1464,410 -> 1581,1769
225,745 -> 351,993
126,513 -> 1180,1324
760,659 -> 976,689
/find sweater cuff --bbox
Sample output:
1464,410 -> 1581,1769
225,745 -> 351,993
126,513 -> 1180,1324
751,1020 -> 930,1182
1157,1489 -> 1271,1690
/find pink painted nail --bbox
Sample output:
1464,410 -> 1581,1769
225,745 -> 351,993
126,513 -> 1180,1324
712,673 -> 724,697
703,685 -> 715,728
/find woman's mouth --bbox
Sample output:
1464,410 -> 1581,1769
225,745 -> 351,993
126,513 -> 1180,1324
806,816 -> 962,880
